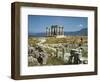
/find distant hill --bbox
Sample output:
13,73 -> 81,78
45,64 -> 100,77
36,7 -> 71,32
29,28 -> 87,37
64,28 -> 87,36
28,32 -> 46,37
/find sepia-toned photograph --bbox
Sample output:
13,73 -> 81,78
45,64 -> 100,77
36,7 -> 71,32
28,15 -> 88,66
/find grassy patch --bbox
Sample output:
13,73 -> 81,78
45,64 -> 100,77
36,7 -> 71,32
28,37 -> 39,46
47,56 -> 64,65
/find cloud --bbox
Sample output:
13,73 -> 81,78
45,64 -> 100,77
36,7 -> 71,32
78,24 -> 83,27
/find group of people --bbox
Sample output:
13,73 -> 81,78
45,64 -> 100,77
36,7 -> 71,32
28,45 -> 48,66
28,43 -> 86,66
68,48 -> 82,64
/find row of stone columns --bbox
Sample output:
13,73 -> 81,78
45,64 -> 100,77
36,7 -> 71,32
46,25 -> 64,36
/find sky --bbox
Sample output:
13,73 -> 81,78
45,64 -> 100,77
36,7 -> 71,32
28,15 -> 88,33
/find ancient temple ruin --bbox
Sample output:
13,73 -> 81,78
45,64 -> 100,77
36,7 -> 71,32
46,25 -> 64,37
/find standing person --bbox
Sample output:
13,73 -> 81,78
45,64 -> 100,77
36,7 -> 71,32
37,54 -> 43,65
78,37 -> 83,47
68,49 -> 82,64
68,49 -> 75,64
74,52 -> 81,64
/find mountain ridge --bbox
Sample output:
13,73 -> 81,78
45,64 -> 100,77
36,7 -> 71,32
29,28 -> 87,37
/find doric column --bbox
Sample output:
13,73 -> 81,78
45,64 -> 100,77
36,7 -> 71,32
60,27 -> 61,35
56,27 -> 58,35
57,27 -> 59,35
62,27 -> 64,35
51,26 -> 52,36
56,27 -> 57,35
50,27 -> 51,36
49,28 -> 50,36
54,26 -> 56,35
52,26 -> 54,36
61,27 -> 63,35
46,27 -> 48,36
59,27 -> 60,35
60,27 -> 62,35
